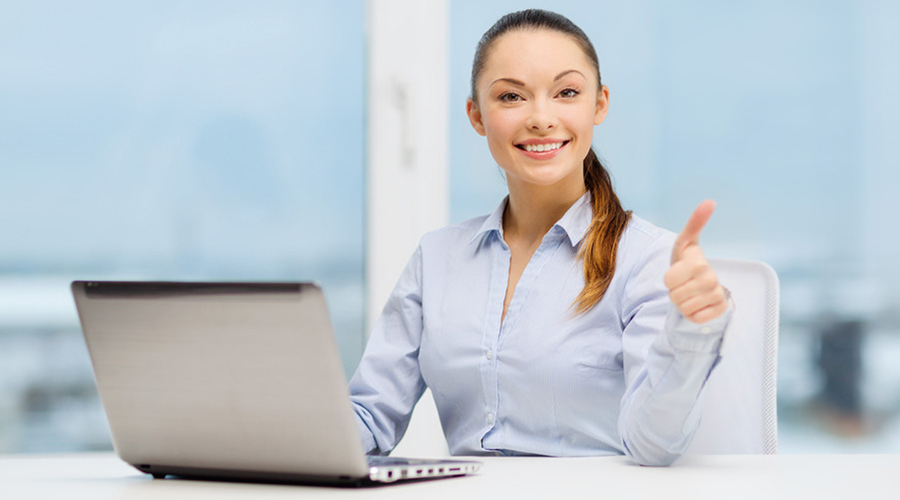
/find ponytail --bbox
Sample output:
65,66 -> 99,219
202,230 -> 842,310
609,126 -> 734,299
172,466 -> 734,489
575,149 -> 632,314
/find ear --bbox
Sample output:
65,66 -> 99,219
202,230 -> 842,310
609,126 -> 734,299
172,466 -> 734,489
466,97 -> 486,136
594,85 -> 609,126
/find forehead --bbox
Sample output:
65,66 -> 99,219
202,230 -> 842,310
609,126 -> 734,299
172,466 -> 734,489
480,28 -> 596,84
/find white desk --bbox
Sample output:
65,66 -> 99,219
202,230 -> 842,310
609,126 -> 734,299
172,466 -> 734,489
0,452 -> 895,499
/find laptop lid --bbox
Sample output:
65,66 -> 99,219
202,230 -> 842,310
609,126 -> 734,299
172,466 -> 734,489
72,281 -> 373,483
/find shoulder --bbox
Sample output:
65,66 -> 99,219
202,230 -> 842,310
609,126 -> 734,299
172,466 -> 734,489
619,214 -> 676,261
418,214 -> 490,251
614,214 -> 676,294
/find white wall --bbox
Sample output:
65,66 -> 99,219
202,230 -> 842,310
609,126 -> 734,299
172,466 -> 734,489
366,0 -> 450,457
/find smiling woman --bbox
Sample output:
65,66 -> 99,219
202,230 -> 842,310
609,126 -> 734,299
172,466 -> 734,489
464,22 -> 625,315
349,9 -> 731,466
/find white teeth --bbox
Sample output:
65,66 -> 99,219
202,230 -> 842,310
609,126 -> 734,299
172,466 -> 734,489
523,142 -> 563,152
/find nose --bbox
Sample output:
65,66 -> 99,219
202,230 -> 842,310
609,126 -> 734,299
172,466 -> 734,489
525,99 -> 557,131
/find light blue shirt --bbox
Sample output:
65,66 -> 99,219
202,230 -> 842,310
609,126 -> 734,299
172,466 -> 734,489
349,193 -> 731,466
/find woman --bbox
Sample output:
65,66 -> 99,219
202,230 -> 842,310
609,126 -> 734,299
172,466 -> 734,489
349,9 -> 731,466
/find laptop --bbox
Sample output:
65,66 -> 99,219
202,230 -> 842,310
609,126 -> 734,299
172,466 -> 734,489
71,281 -> 481,486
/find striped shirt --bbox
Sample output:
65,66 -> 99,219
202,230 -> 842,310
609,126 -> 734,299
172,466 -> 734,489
349,192 -> 731,465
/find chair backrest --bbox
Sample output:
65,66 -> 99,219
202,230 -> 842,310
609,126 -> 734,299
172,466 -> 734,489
685,258 -> 780,455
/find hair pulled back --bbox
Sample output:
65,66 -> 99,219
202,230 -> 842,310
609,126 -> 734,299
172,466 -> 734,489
471,9 -> 632,313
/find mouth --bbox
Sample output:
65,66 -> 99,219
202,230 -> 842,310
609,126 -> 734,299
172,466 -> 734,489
516,139 -> 569,160
515,140 -> 570,155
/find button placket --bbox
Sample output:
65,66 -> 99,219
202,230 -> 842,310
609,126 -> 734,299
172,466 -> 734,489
480,238 -> 508,437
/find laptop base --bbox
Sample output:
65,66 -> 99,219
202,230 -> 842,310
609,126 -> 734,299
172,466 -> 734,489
135,460 -> 476,488
138,463 -> 374,487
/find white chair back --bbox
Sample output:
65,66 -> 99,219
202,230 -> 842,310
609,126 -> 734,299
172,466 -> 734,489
685,258 -> 780,455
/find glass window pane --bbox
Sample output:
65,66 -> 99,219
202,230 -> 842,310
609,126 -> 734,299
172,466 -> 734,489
0,0 -> 366,453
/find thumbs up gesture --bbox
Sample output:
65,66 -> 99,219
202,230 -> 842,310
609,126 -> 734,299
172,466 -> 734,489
664,200 -> 729,324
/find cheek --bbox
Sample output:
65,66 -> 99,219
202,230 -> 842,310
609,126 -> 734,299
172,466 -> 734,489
482,112 -> 518,145
561,105 -> 597,128
481,117 -> 518,167
563,110 -> 598,144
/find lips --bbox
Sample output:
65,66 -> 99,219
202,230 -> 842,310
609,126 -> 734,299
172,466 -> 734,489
515,139 -> 570,158
515,139 -> 570,151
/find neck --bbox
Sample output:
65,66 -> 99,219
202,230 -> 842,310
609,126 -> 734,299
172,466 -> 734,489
503,178 -> 586,245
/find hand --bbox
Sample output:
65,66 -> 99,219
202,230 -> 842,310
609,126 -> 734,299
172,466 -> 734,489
664,200 -> 729,324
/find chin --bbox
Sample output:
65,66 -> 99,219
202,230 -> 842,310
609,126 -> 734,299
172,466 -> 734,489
526,165 -> 580,184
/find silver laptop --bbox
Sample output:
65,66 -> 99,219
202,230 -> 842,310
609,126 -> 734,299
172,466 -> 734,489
71,281 -> 481,486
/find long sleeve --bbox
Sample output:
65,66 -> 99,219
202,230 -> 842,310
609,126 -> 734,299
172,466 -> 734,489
346,195 -> 734,460
348,245 -> 428,455
617,232 -> 732,466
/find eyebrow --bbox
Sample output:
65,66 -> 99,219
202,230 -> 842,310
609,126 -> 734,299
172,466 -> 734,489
489,69 -> 586,89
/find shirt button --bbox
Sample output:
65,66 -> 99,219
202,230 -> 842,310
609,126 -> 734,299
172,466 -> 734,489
487,413 -> 494,424
700,326 -> 712,334
486,349 -> 493,360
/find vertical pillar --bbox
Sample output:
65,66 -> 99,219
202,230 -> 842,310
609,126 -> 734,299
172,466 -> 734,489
366,0 -> 450,457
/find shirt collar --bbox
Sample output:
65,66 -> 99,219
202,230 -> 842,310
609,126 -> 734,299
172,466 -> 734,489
468,191 -> 593,248
469,196 -> 509,245
555,191 -> 593,247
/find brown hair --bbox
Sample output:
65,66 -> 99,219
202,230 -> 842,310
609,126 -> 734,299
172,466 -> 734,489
471,9 -> 632,313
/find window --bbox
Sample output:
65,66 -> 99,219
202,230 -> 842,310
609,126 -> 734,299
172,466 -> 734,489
0,1 -> 366,452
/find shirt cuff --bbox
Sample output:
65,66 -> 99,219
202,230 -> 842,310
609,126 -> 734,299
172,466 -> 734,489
664,289 -> 734,353
355,413 -> 379,455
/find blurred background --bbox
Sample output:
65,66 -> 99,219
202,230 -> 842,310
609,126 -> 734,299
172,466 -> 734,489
1,0 -> 899,454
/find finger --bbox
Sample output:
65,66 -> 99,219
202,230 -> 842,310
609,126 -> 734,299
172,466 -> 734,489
673,285 -> 727,316
668,268 -> 720,305
686,301 -> 730,324
664,261 -> 692,291
664,246 -> 707,290
672,200 -> 716,263
679,200 -> 716,246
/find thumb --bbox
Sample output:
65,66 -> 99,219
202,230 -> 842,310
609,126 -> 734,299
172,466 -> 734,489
672,200 -> 716,263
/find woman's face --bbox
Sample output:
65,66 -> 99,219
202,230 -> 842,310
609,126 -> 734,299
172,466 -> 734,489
467,29 -> 608,194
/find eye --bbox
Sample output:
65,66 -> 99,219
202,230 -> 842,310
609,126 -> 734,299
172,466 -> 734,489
558,88 -> 580,98
499,92 -> 522,103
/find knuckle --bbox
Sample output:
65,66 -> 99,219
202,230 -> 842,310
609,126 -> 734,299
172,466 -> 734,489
690,258 -> 708,274
663,268 -> 676,287
702,272 -> 718,289
675,291 -> 692,307
685,244 -> 706,261
682,299 -> 702,316
664,267 -> 684,289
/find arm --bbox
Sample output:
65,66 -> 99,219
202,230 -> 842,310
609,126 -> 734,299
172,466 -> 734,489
617,205 -> 733,466
348,245 -> 427,455
618,265 -> 731,465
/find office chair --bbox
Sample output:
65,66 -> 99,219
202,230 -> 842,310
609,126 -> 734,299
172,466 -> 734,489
394,258 -> 780,458
684,258 -> 780,455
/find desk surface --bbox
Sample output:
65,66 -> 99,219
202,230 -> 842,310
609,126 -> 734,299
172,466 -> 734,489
1,452 -> 895,499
